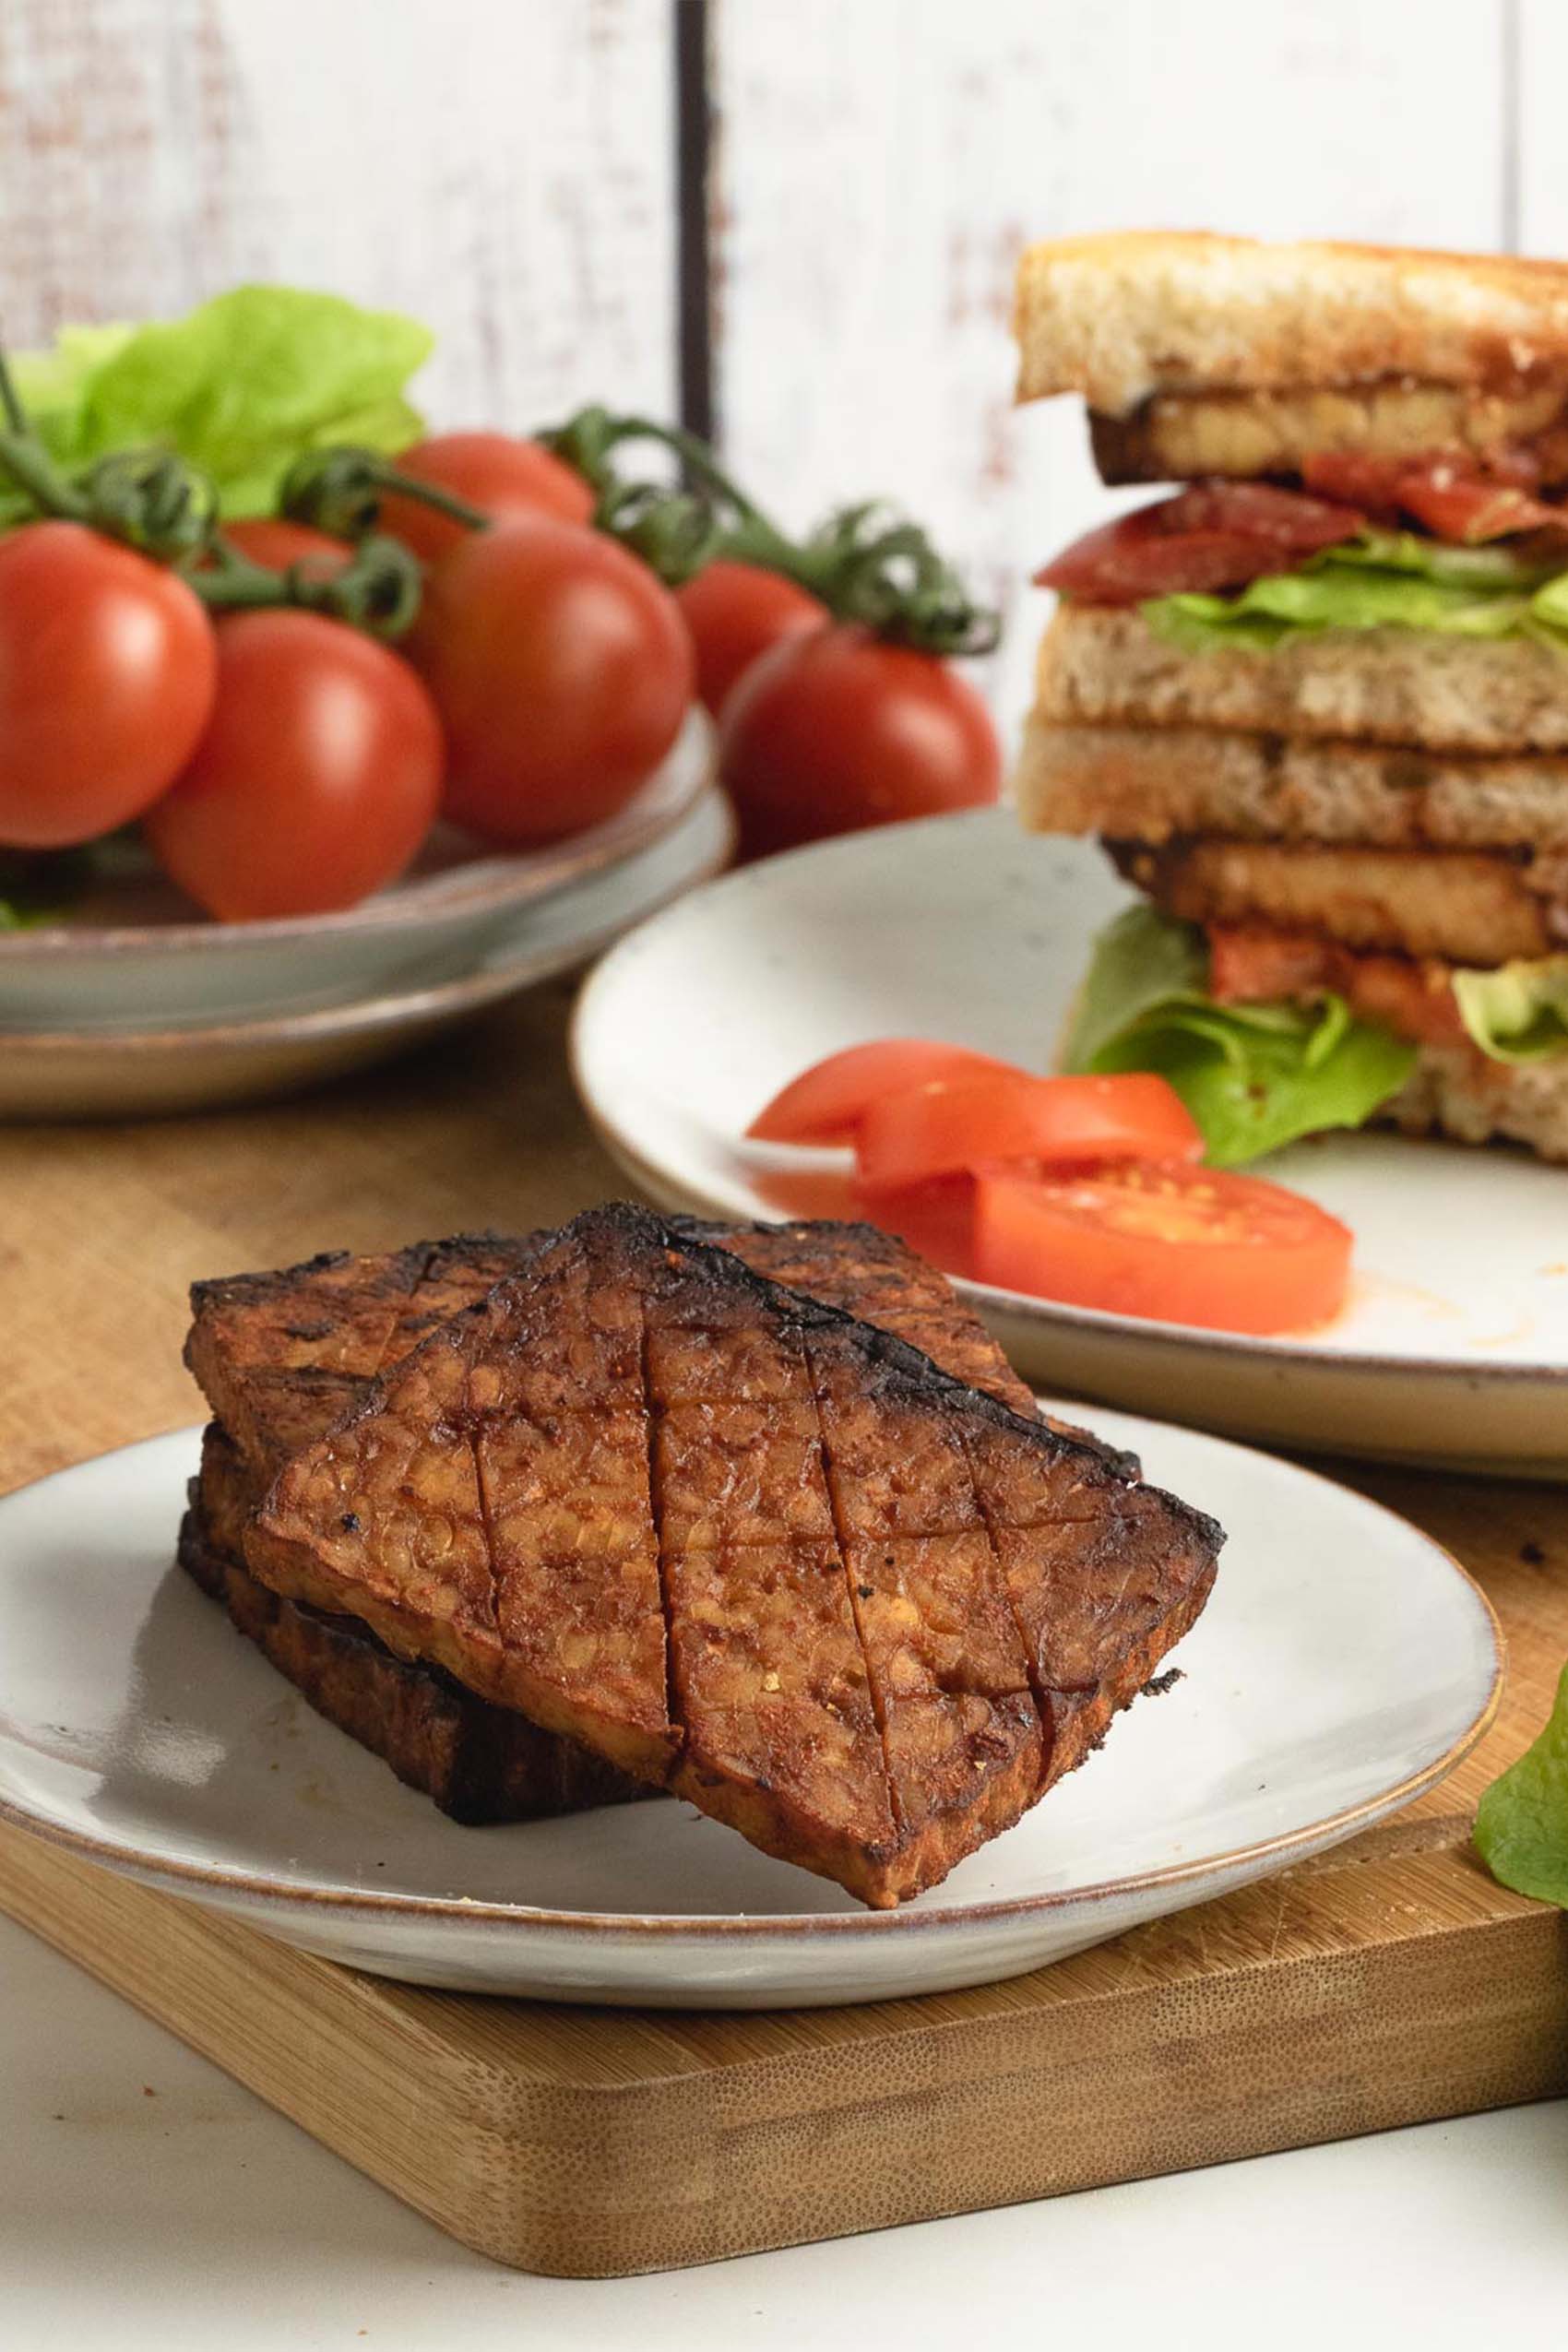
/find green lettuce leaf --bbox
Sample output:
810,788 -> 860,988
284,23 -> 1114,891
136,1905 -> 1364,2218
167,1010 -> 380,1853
1453,956 -> 1568,1063
1143,527 -> 1568,653
1475,1660 -> 1568,1910
1063,905 -> 1416,1167
5,287 -> 431,519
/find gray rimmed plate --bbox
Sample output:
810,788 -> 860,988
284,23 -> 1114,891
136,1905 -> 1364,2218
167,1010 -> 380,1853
3,709 -> 712,1029
3,783 -> 732,1119
0,1411 -> 1500,2008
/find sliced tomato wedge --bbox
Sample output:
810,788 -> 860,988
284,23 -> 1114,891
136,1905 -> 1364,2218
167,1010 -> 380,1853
1206,924 -> 1466,1046
849,1171 -> 979,1275
973,1161 -> 1352,1336
1207,925 -> 1334,1004
746,1039 -> 1020,1146
1396,468 -> 1566,544
1036,481 -> 1363,602
1301,452 -> 1567,542
1158,481 -> 1365,548
1035,515 -> 1274,600
854,1072 -> 1202,1193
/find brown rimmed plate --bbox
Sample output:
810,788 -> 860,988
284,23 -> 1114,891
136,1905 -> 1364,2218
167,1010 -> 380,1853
573,811 -> 1568,1477
0,1409 -> 1500,2007
1,782 -> 732,1118
3,710 -> 712,1030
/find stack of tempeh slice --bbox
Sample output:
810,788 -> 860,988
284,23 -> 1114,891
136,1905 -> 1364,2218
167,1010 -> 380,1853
185,1205 -> 1221,1907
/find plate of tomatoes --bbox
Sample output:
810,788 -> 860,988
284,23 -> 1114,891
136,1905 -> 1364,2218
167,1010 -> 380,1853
0,283 -> 1006,1115
572,807 -> 1568,1476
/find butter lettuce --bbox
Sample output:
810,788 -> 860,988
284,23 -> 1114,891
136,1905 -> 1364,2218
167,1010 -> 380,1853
1144,527 -> 1568,653
2,287 -> 431,521
1475,1659 -> 1568,1911
1453,956 -> 1568,1062
1063,906 -> 1416,1167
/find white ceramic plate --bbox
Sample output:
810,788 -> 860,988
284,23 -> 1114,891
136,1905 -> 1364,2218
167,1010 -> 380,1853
1,709 -> 711,1029
0,1415 -> 1499,2008
573,811 -> 1568,1476
3,786 -> 732,1119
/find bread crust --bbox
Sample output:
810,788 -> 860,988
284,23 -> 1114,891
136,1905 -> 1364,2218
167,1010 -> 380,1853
1034,605 -> 1568,757
1015,231 -> 1568,414
1016,718 -> 1568,852
1387,1044 -> 1568,1159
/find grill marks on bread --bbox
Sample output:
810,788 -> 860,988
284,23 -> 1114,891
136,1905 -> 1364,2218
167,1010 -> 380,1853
247,1206 -> 1220,1906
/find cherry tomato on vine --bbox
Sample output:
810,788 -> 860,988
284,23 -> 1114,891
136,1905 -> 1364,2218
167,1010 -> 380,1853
674,561 -> 826,718
143,611 -> 444,921
379,432 -> 595,564
409,517 -> 693,846
719,626 -> 1001,861
0,521 -> 217,849
221,518 -> 352,572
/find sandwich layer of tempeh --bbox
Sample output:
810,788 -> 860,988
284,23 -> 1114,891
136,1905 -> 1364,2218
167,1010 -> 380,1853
1110,836 -> 1564,965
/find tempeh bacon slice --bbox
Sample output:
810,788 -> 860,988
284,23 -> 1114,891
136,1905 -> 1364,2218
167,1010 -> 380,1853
245,1205 -> 1222,1905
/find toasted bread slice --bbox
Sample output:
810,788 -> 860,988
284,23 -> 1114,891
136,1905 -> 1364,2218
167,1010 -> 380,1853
1014,231 -> 1568,414
1385,1043 -> 1568,1161
1016,719 -> 1568,853
1111,837 -> 1561,964
245,1206 -> 1220,1907
1034,604 -> 1568,759
1089,381 -> 1568,488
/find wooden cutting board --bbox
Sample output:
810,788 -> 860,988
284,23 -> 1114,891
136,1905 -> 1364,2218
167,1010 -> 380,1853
1,981 -> 1565,2277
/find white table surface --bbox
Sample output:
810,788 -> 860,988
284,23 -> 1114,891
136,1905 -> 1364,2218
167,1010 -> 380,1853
4,1910 -> 1562,2346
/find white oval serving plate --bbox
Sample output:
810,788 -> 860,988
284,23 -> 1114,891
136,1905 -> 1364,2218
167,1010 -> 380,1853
573,811 -> 1568,1476
0,1413 -> 1499,2008
1,708 -> 712,1028
2,785 -> 732,1119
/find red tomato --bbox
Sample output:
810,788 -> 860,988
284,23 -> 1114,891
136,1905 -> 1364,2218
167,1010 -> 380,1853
973,1162 -> 1352,1335
675,561 -> 827,718
143,611 -> 444,921
221,519 -> 351,572
850,1172 -> 979,1276
1035,482 -> 1362,603
379,432 -> 595,564
1206,925 -> 1334,1005
1207,924 -> 1465,1046
747,1039 -> 1022,1146
855,1073 -> 1204,1192
410,518 -> 693,846
719,626 -> 1000,860
1302,453 -> 1565,541
1159,481 -> 1364,547
0,521 -> 216,849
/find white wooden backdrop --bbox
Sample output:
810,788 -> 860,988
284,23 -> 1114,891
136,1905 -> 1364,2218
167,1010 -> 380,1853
0,0 -> 1560,732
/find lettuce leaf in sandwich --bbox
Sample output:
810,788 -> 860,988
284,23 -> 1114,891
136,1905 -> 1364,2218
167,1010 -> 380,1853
1063,907 -> 1417,1167
1145,529 -> 1568,654
1453,956 -> 1568,1063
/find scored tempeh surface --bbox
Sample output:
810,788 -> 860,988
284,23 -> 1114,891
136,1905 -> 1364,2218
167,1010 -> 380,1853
184,1218 -> 1109,1831
246,1206 -> 1221,1906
